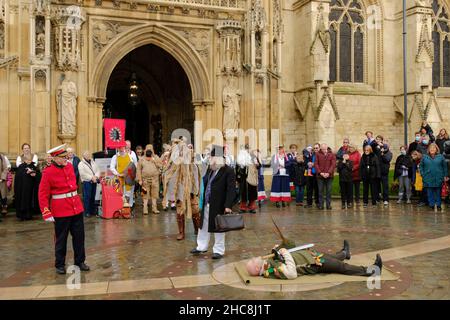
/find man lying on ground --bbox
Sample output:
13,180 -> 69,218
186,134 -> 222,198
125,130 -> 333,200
246,240 -> 382,279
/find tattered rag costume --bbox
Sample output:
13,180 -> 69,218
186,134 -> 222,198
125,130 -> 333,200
163,142 -> 202,240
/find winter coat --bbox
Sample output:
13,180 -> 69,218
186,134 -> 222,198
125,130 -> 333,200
378,148 -> 393,176
359,153 -> 381,181
314,150 -> 336,178
419,154 -> 448,188
337,160 -> 353,183
302,149 -> 316,175
436,138 -> 449,154
336,146 -> 349,161
292,161 -> 307,187
200,165 -> 236,233
348,150 -> 361,181
394,154 -> 414,180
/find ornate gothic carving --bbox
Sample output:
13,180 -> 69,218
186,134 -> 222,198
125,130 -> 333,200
216,20 -> 243,75
173,27 -> 210,65
273,0 -> 282,38
251,0 -> 266,32
53,6 -> 86,71
33,0 -> 51,16
416,15 -> 434,65
92,21 -> 130,55
35,16 -> 46,58
0,55 -> 18,68
311,4 -> 330,55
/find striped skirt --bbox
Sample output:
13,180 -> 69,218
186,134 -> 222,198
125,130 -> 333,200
257,174 -> 267,200
270,175 -> 292,202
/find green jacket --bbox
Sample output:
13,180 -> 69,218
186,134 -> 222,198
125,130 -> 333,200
262,241 -> 323,279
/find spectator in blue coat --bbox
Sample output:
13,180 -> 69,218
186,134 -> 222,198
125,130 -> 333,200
67,147 -> 81,184
419,143 -> 448,211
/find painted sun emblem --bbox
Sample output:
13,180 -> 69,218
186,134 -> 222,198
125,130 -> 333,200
109,127 -> 122,142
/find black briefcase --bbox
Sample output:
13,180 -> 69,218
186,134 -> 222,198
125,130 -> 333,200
215,212 -> 245,233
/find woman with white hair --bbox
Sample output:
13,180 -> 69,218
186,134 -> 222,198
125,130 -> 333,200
78,151 -> 100,217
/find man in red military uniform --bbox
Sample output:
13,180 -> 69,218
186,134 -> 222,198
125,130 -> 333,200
39,144 -> 90,275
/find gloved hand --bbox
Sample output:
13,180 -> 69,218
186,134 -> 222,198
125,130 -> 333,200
271,248 -> 285,263
45,216 -> 55,222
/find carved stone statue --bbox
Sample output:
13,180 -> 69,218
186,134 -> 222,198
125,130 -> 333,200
57,73 -> 78,136
222,76 -> 241,133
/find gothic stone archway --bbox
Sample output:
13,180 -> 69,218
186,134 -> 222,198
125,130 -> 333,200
88,24 -> 212,151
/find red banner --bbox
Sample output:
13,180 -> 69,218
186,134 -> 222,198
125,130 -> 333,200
104,118 -> 126,149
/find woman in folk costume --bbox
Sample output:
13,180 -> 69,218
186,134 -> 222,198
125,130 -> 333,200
110,143 -> 137,210
256,149 -> 267,206
270,145 -> 292,207
236,145 -> 259,213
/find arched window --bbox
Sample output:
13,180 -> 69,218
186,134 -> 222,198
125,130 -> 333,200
329,0 -> 365,83
432,0 -> 450,87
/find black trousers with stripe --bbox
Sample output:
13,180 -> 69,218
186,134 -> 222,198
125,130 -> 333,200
54,213 -> 86,268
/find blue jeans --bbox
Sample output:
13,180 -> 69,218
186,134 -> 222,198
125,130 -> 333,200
427,187 -> 441,207
295,185 -> 304,203
82,182 -> 97,215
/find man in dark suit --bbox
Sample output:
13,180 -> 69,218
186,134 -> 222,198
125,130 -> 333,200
190,145 -> 236,259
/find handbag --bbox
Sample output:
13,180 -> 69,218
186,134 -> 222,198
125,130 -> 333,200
441,182 -> 449,198
415,171 -> 423,191
215,212 -> 245,233
246,164 -> 258,186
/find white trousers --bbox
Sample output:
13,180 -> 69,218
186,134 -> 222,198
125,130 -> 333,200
196,204 -> 225,255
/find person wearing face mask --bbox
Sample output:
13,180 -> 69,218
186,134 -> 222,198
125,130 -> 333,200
417,135 -> 430,155
190,145 -> 236,259
394,146 -> 414,204
408,132 -> 422,156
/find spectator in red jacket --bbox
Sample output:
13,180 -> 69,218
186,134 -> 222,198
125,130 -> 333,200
314,143 -> 337,210
348,145 -> 362,204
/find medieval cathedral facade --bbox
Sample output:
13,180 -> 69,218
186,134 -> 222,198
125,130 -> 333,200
0,0 -> 449,158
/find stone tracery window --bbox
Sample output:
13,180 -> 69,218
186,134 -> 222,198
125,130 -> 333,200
432,0 -> 450,87
329,0 -> 365,83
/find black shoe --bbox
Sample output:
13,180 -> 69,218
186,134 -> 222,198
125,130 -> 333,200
55,267 -> 66,275
249,209 -> 256,214
429,206 -> 435,210
275,202 -> 280,208
239,209 -> 247,213
326,206 -> 332,210
212,253 -> 223,260
281,202 -> 286,207
171,206 -> 176,211
437,206 -> 442,211
76,263 -> 90,272
190,248 -> 208,255
373,254 -> 382,274
341,204 -> 346,209
342,240 -> 351,260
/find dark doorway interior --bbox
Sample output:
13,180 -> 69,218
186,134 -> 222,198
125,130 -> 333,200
104,44 -> 193,155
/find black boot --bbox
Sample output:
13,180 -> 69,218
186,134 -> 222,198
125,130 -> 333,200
367,254 -> 383,275
341,239 -> 351,260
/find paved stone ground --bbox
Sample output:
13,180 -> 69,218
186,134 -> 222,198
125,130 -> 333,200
0,199 -> 449,299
